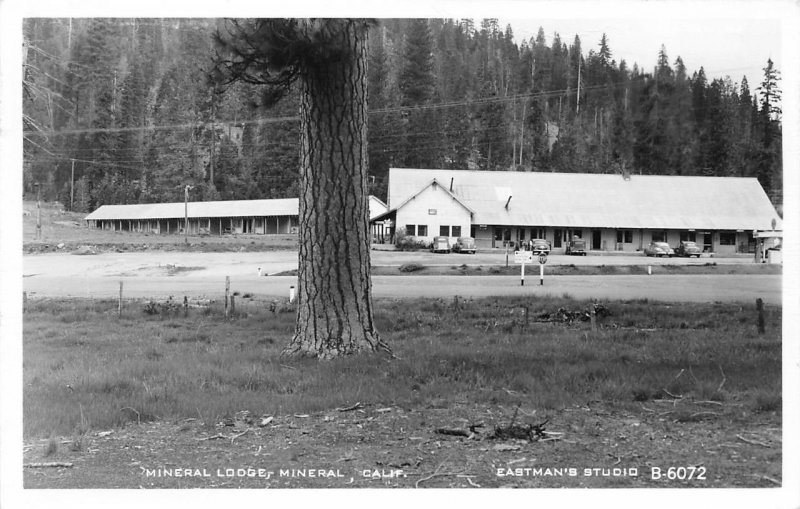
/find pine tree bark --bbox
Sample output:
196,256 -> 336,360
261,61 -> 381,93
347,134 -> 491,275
282,20 -> 389,359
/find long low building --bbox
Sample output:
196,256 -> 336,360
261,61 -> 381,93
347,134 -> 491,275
370,168 -> 783,255
84,196 -> 389,236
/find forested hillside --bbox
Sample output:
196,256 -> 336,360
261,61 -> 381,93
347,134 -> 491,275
22,18 -> 783,212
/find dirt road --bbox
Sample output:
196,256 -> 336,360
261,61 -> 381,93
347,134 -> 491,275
22,252 -> 780,304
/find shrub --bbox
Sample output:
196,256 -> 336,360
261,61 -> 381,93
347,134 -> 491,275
394,227 -> 430,251
399,263 -> 425,273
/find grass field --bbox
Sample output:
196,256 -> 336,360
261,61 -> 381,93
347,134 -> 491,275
23,295 -> 781,439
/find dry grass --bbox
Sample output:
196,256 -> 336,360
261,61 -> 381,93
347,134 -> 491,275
23,295 -> 781,438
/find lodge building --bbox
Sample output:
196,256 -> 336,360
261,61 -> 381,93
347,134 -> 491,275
84,196 -> 389,236
370,168 -> 783,256
84,168 -> 782,256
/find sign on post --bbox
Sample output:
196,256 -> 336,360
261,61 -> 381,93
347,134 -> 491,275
514,251 -> 534,264
514,251 -> 533,286
538,253 -> 547,285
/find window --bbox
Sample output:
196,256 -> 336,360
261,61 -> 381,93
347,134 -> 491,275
680,231 -> 696,242
651,231 -> 667,243
405,225 -> 416,236
553,229 -> 562,248
417,225 -> 428,236
617,230 -> 633,243
719,232 -> 736,245
440,225 -> 450,236
452,225 -> 461,237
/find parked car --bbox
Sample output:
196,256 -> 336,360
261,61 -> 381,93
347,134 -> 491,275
431,236 -> 451,253
644,241 -> 675,257
565,237 -> 587,256
530,238 -> 551,255
452,236 -> 476,254
675,240 -> 702,257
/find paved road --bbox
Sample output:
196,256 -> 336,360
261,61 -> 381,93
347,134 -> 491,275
21,251 -> 780,304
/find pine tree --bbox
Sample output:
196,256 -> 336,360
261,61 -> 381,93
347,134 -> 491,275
214,19 -> 389,359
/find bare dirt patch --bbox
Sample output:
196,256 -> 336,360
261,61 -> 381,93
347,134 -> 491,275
23,401 -> 781,489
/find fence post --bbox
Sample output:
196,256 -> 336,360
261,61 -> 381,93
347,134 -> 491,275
230,294 -> 236,317
225,276 -> 230,317
183,296 -> 188,317
118,281 -> 123,317
23,291 -> 27,310
756,298 -> 765,334
590,303 -> 597,333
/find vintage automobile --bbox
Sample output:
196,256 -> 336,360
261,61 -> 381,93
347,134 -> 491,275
452,236 -> 476,254
431,236 -> 451,253
530,238 -> 551,255
675,240 -> 702,257
565,237 -> 587,256
644,241 -> 675,257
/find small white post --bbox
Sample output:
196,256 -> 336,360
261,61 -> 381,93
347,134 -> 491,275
520,261 -> 525,286
648,265 -> 652,275
539,262 -> 544,286
258,267 -> 262,277
289,285 -> 296,303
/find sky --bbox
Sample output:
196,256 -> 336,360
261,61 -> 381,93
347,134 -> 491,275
499,17 -> 782,87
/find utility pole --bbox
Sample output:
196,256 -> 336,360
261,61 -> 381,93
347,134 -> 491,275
576,56 -> 582,115
35,182 -> 41,240
184,185 -> 192,245
70,159 -> 75,211
210,127 -> 216,189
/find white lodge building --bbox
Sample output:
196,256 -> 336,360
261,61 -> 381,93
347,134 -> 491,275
84,196 -> 389,237
371,168 -> 783,255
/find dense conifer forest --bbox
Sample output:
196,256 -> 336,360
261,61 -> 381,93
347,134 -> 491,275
22,18 -> 783,212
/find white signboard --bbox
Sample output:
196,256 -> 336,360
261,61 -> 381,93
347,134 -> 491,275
514,251 -> 533,264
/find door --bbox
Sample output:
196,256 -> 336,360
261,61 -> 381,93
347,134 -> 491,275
592,230 -> 602,250
703,233 -> 713,252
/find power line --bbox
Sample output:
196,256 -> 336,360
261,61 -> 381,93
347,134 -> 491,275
23,81 -> 619,138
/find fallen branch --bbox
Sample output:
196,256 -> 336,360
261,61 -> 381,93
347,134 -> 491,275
195,433 -> 226,441
336,402 -> 363,412
456,474 -> 481,488
757,474 -> 781,486
716,365 -> 727,393
688,411 -> 722,420
415,463 -> 464,488
230,429 -> 250,443
435,428 -> 470,437
24,462 -> 73,468
737,434 -> 771,448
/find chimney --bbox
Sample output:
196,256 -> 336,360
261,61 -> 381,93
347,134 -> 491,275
449,177 -> 454,192
505,195 -> 512,209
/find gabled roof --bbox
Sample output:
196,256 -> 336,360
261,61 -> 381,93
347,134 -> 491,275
388,168 -> 783,231
390,178 -> 475,216
368,195 -> 389,220
85,198 -> 299,221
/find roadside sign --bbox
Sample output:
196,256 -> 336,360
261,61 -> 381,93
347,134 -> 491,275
514,251 -> 533,264
538,253 -> 548,264
514,251 -> 533,286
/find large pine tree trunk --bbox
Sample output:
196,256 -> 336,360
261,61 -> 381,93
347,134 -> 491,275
283,20 -> 389,359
